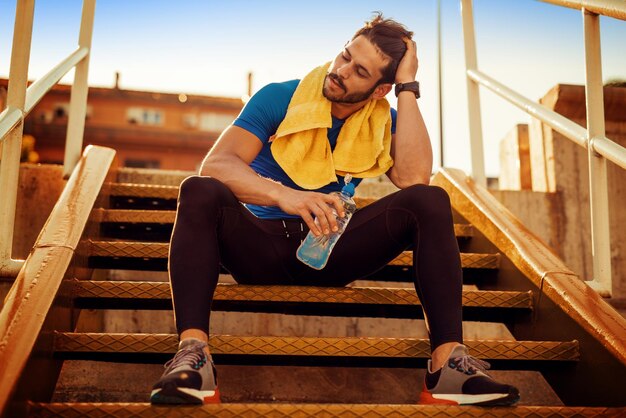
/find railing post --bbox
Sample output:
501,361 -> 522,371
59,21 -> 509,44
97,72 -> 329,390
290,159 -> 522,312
63,0 -> 96,177
582,9 -> 612,297
0,0 -> 35,277
460,0 -> 486,187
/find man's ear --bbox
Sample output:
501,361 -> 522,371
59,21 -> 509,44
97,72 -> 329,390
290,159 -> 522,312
371,83 -> 392,100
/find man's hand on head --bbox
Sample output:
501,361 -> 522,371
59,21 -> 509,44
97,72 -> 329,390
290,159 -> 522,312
395,37 -> 418,84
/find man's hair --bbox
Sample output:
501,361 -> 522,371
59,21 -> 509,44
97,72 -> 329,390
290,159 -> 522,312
352,12 -> 414,84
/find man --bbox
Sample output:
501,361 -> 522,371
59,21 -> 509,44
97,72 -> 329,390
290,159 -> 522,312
150,13 -> 520,406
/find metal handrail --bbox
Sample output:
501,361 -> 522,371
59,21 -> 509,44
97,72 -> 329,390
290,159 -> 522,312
0,145 -> 116,416
0,108 -> 22,140
466,68 -> 626,170
0,1 -> 95,278
461,0 -> 624,296
540,0 -> 626,21
0,47 -> 89,143
24,47 -> 89,113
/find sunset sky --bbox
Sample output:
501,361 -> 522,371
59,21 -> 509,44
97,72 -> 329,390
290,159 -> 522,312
1,0 -> 625,176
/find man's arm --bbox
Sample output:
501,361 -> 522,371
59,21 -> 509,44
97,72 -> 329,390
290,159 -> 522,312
200,125 -> 344,236
386,39 -> 433,188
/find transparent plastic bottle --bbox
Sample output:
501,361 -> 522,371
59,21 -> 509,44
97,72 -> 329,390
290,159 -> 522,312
296,175 -> 357,270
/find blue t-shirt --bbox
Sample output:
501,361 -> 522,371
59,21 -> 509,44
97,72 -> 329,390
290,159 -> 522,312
233,79 -> 397,219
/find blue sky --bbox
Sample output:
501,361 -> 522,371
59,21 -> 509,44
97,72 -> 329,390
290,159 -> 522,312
1,0 -> 625,176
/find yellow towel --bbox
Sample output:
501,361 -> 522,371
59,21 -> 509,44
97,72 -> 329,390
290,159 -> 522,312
270,62 -> 394,190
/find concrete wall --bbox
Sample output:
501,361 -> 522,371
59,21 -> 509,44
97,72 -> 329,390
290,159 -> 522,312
496,84 -> 626,299
13,163 -> 66,259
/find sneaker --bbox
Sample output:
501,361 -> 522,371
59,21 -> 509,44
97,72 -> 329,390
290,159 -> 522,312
419,344 -> 520,406
150,338 -> 221,405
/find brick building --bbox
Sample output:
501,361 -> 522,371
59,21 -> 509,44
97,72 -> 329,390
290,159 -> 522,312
0,78 -> 244,171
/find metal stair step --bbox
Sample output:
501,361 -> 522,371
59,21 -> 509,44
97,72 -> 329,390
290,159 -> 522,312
26,402 -> 626,417
54,332 -> 579,364
82,240 -> 500,270
107,183 -> 397,208
69,280 -> 532,318
92,208 -> 475,239
108,182 -> 180,200
71,280 -> 531,307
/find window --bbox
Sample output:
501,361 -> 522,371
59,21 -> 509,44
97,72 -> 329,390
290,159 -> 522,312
52,103 -> 93,120
199,112 -> 234,132
53,102 -> 70,119
127,107 -> 164,126
182,113 -> 198,128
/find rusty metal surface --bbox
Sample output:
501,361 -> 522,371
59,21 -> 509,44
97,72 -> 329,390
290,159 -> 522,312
70,280 -> 532,309
431,168 -> 626,367
108,183 -> 179,199
90,208 -> 475,238
53,332 -> 579,361
0,146 -> 116,415
82,240 -> 500,269
26,402 -> 626,418
91,209 -> 175,224
107,184 -> 382,210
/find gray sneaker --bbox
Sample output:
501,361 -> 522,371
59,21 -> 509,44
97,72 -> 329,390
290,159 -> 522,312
419,344 -> 520,406
150,338 -> 220,405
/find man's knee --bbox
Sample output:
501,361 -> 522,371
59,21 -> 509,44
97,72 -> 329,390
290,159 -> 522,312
394,184 -> 452,217
178,175 -> 232,207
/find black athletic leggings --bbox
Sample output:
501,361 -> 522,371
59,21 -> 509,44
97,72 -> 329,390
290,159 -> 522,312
169,176 -> 463,350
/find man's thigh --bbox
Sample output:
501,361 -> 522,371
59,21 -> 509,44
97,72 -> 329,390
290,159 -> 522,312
218,207 -> 303,285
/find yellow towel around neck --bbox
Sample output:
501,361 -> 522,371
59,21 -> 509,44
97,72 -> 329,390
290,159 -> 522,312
270,62 -> 394,190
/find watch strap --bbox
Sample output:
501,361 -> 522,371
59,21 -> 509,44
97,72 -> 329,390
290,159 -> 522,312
395,81 -> 420,99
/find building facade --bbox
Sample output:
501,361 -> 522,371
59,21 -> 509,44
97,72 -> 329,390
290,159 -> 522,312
0,79 -> 244,171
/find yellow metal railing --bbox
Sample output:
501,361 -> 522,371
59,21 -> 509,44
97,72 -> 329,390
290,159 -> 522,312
0,145 -> 115,416
460,0 -> 626,296
0,0 -> 95,277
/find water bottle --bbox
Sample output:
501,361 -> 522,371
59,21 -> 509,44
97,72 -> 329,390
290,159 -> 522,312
296,175 -> 357,270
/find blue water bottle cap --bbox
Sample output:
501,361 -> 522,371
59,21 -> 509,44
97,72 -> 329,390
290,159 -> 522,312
341,174 -> 355,197
341,182 -> 355,197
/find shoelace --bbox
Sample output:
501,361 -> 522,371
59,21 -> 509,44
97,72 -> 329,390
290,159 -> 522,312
164,344 -> 207,371
452,354 -> 491,375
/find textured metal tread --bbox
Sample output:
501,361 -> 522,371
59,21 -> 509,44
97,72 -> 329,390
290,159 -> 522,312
26,402 -> 626,418
92,208 -> 474,238
108,183 -> 179,199
83,240 -> 501,269
71,280 -> 532,309
53,332 -> 579,361
107,183 -> 386,209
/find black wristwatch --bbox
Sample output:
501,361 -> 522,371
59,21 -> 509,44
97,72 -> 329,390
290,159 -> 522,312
395,81 -> 420,99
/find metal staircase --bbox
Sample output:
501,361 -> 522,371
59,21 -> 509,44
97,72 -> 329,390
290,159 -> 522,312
3,164 -> 621,417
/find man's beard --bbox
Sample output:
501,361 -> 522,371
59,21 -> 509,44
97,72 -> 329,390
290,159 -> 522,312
322,73 -> 378,104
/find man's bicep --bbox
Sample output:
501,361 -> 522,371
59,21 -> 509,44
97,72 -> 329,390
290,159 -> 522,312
209,125 -> 264,165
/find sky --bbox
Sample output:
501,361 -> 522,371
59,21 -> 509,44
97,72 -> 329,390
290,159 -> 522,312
1,0 -> 625,176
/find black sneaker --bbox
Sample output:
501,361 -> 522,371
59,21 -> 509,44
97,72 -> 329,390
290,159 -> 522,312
150,338 -> 221,405
419,344 -> 520,406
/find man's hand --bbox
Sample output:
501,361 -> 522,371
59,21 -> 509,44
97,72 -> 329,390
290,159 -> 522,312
276,188 -> 345,237
395,37 -> 418,84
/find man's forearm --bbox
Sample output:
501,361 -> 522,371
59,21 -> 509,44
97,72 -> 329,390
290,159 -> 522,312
199,154 -> 285,206
389,92 -> 433,187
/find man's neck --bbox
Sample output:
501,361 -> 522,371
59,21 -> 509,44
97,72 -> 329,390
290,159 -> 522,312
330,100 -> 369,120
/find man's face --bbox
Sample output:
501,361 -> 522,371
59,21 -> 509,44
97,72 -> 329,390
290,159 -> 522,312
323,36 -> 390,104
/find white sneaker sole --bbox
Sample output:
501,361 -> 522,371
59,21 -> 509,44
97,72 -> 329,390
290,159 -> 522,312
433,392 -> 510,404
151,387 -> 217,403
